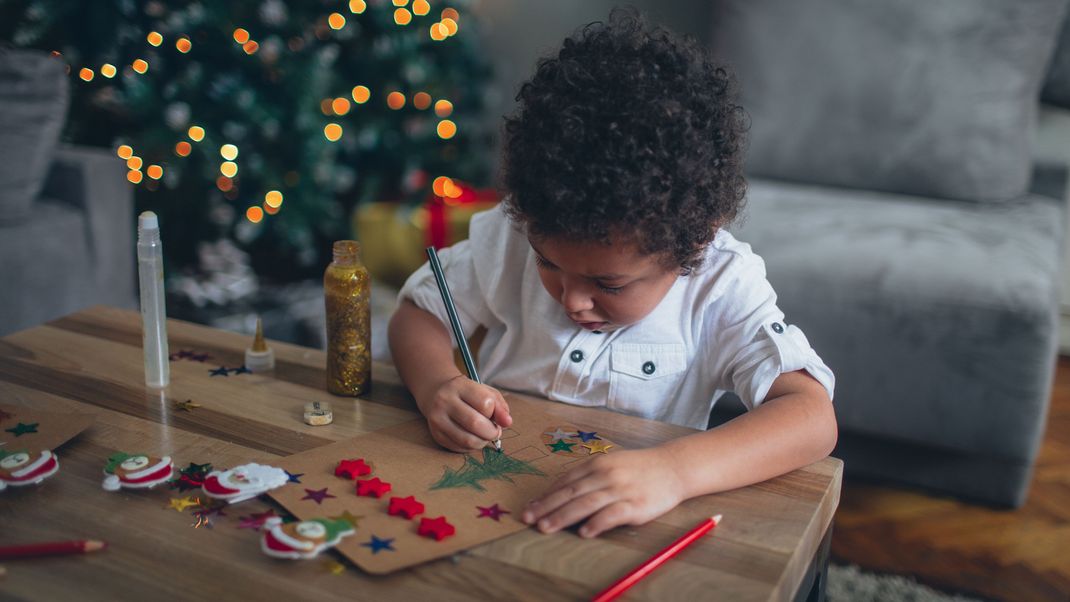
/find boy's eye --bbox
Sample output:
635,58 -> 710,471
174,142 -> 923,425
534,254 -> 557,270
598,283 -> 625,295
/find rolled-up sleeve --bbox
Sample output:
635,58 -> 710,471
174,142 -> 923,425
397,240 -> 495,347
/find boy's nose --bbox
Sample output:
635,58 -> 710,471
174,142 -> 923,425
560,285 -> 594,313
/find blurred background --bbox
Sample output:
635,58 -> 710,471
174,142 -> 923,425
2,2 -> 1069,600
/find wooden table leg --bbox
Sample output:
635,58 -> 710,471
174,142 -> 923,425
794,524 -> 832,602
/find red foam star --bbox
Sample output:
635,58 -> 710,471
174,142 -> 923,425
418,516 -> 456,541
334,458 -> 372,480
356,477 -> 392,498
387,495 -> 425,520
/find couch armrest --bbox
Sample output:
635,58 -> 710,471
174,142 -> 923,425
41,145 -> 135,309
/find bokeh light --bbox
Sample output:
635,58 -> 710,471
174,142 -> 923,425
78,68 -> 93,81
393,0 -> 409,6
127,156 -> 143,170
430,23 -> 447,41
265,190 -> 284,208
442,8 -> 460,21
220,161 -> 239,177
432,176 -> 452,197
243,40 -> 259,55
117,145 -> 133,160
320,98 -> 334,115
443,178 -> 462,198
101,63 -> 116,78
246,206 -> 264,223
175,141 -> 192,156
387,91 -> 406,110
351,85 -> 371,104
434,99 -> 453,117
233,28 -> 250,44
127,170 -> 143,184
220,144 -> 239,161
147,32 -> 163,46
413,0 -> 430,16
332,97 -> 351,115
413,92 -> 431,110
188,126 -> 205,141
264,202 -> 281,215
394,8 -> 412,25
146,165 -> 163,180
437,120 -> 457,139
324,123 -> 343,141
328,13 -> 346,30
349,0 -> 367,14
442,18 -> 459,36
176,36 -> 192,53
132,59 -> 149,74
216,176 -> 233,192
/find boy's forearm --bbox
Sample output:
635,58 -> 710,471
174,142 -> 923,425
660,371 -> 837,500
388,299 -> 464,406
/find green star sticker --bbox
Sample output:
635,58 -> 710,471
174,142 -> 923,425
4,422 -> 38,437
548,439 -> 575,453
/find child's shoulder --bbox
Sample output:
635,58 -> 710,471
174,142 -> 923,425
683,230 -> 771,310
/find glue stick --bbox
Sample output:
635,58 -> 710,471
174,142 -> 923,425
137,211 -> 170,388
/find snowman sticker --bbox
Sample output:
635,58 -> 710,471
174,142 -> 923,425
202,463 -> 289,504
102,452 -> 174,491
0,449 -> 60,491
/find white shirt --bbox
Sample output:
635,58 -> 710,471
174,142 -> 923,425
399,205 -> 835,430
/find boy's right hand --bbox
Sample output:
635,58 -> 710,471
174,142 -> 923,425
417,374 -> 513,453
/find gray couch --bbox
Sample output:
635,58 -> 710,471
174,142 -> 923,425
0,50 -> 135,336
709,0 -> 1070,507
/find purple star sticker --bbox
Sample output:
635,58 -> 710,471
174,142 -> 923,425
575,431 -> 601,442
476,503 -> 510,521
301,487 -> 336,504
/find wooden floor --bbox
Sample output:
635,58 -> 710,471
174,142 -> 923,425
831,358 -> 1070,601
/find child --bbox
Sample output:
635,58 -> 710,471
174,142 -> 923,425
388,8 -> 836,539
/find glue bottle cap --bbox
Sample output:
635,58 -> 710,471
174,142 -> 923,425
138,211 -> 159,230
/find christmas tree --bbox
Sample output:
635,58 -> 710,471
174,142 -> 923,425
431,447 -> 546,492
1,0 -> 493,283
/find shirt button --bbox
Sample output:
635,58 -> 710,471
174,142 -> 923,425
642,361 -> 656,375
771,322 -> 784,334
570,350 -> 584,363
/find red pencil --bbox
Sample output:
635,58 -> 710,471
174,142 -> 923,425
0,540 -> 107,560
591,515 -> 722,602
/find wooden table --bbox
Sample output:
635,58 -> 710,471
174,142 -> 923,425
0,306 -> 841,601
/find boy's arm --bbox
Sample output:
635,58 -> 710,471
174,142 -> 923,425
388,299 -> 512,451
522,370 -> 836,537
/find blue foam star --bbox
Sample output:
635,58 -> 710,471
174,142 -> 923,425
575,431 -> 601,442
285,470 -> 303,483
361,535 -> 395,554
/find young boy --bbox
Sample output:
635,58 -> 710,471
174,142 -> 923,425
388,9 -> 836,539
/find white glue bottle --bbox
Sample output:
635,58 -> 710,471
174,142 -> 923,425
138,211 -> 170,388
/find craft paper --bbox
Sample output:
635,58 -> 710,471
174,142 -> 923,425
268,395 -> 617,574
0,403 -> 93,452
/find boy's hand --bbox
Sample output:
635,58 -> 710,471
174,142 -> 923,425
522,447 -> 686,538
417,374 -> 513,453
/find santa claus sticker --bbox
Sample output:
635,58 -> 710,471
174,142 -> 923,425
202,463 -> 289,504
102,452 -> 174,491
0,449 -> 60,491
260,516 -> 355,559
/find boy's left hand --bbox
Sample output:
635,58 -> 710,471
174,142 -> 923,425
522,447 -> 686,538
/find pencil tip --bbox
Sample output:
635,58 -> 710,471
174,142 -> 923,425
86,540 -> 107,552
712,514 -> 723,524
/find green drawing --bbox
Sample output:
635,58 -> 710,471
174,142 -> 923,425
430,447 -> 546,492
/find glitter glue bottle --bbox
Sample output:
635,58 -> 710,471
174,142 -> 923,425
244,317 -> 275,373
137,211 -> 170,388
324,240 -> 371,396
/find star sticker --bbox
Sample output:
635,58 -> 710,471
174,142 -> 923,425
4,422 -> 38,437
355,477 -> 392,498
285,470 -> 303,484
361,535 -> 395,554
231,365 -> 252,375
0,409 -> 13,423
476,504 -> 510,521
302,487 -> 336,504
548,439 -> 576,453
169,350 -> 193,361
190,353 -> 211,363
324,560 -> 346,575
418,516 -> 456,541
167,496 -> 202,512
544,428 -> 576,442
334,458 -> 372,480
173,399 -> 202,412
329,510 -> 364,529
170,462 -> 213,491
387,495 -> 425,520
575,430 -> 601,442
237,509 -> 278,530
209,366 -> 230,377
582,440 -> 614,454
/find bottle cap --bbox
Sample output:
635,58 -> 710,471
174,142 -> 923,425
303,401 -> 333,426
244,317 -> 275,372
138,211 -> 159,230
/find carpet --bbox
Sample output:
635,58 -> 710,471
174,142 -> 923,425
829,564 -> 988,602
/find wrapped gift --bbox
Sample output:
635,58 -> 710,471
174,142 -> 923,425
353,180 -> 498,288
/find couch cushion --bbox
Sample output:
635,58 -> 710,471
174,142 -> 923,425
711,0 -> 1069,203
1042,10 -> 1070,108
729,178 -> 1062,460
0,50 -> 69,223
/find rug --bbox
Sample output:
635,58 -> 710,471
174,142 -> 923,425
829,564 -> 989,602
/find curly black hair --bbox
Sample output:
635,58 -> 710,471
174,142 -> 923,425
501,7 -> 748,272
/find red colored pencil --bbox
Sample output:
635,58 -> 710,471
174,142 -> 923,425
0,540 -> 107,560
591,515 -> 722,602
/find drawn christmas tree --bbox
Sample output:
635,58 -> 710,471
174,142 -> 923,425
431,447 -> 545,492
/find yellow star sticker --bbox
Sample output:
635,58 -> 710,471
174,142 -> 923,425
173,399 -> 202,412
323,560 -> 346,575
168,496 -> 202,512
329,510 -> 364,529
582,440 -> 613,454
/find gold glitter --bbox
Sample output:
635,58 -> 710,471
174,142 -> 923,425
325,241 -> 371,396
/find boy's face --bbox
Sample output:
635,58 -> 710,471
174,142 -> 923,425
529,236 -> 679,331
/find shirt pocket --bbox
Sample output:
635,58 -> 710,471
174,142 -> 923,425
608,343 -> 688,418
